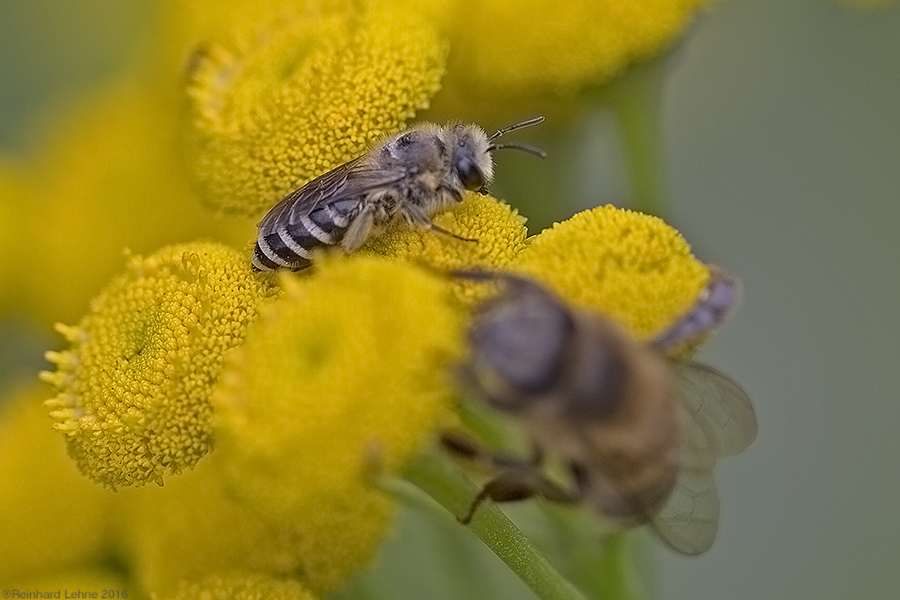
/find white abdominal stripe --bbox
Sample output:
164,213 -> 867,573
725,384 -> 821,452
252,204 -> 353,271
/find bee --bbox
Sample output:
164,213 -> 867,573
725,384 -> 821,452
251,117 -> 545,271
442,268 -> 758,555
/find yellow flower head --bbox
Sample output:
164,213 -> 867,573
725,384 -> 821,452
513,204 -> 710,340
184,6 -> 447,217
119,461 -> 335,597
211,255 -> 465,589
1,82 -> 254,326
163,572 -> 318,600
443,0 -> 713,97
41,241 -> 278,489
361,193 -> 529,304
0,384 -> 115,584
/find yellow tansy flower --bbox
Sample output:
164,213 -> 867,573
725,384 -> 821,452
119,461 -> 335,598
513,204 -> 710,340
160,0 -> 345,73
184,6 -> 447,217
41,241 -> 278,489
361,193 -> 529,304
444,0 -> 714,97
3,82 -> 254,325
211,256 -> 465,590
162,571 -> 318,600
0,384 -> 115,585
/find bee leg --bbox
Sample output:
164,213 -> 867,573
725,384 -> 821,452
341,204 -> 377,252
526,441 -> 545,466
458,472 -> 530,524
440,430 -> 523,469
440,431 -> 579,524
431,222 -> 477,243
439,430 -> 488,462
402,204 -> 477,243
458,466 -> 580,524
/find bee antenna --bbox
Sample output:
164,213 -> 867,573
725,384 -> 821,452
488,142 -> 547,159
487,116 -> 545,142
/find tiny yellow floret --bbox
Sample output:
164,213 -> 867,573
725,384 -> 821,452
513,205 -> 710,340
185,7 -> 447,217
361,193 -> 528,304
41,241 -> 278,489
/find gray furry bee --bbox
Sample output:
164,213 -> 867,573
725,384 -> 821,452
442,268 -> 757,555
251,117 -> 545,271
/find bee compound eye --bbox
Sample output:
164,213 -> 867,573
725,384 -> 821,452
457,158 -> 485,191
470,295 -> 571,394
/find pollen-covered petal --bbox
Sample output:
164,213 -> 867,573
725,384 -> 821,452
513,204 -> 710,340
445,0 -> 713,95
40,241 -> 279,489
211,256 -> 465,590
360,193 -> 529,304
0,385 -> 115,583
183,6 -> 447,217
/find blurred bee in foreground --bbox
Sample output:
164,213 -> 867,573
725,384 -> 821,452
251,117 -> 545,271
442,269 -> 758,555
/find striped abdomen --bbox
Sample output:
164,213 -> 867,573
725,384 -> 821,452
252,199 -> 358,271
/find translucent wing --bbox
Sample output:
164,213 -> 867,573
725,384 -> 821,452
257,156 -> 406,232
649,361 -> 757,555
649,408 -> 721,555
675,361 -> 758,457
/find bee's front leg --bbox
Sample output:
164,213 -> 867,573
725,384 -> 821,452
440,431 -> 580,524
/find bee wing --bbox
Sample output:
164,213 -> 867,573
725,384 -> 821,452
648,362 -> 757,555
674,361 -> 758,457
257,156 -> 406,231
649,408 -> 721,556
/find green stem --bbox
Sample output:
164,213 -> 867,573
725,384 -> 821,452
400,450 -> 592,600
540,507 -> 645,600
595,56 -> 670,218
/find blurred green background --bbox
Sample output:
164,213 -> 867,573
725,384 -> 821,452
0,0 -> 152,149
659,2 -> 900,599
1,0 -> 898,599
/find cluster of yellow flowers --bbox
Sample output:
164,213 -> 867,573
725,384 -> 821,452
0,0 -> 722,598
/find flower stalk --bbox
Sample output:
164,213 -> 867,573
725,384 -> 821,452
595,56 -> 670,217
401,449 -> 593,600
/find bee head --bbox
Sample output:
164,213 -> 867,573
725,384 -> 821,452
450,117 -> 546,194
462,272 -> 574,410
451,124 -> 495,192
